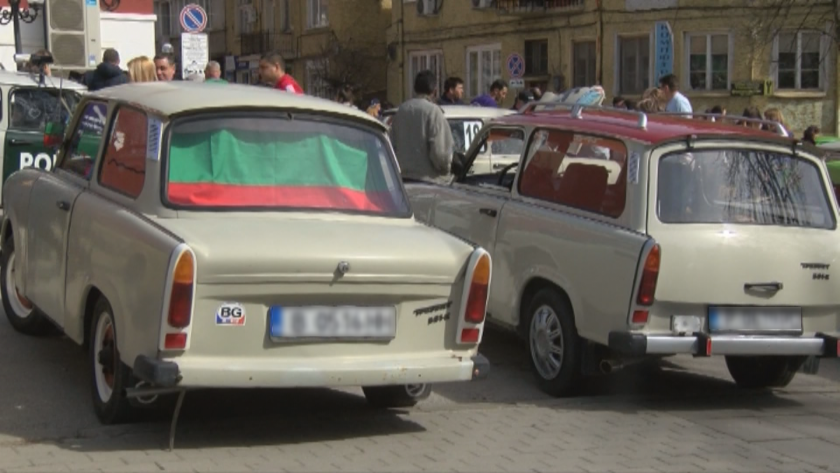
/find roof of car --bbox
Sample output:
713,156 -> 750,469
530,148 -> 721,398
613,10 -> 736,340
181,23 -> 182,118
440,105 -> 517,119
494,107 -> 794,145
0,70 -> 87,90
89,82 -> 386,128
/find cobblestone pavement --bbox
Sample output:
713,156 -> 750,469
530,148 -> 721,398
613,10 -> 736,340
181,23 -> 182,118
2,314 -> 840,473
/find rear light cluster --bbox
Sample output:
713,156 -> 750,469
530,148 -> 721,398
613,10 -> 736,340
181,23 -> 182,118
161,247 -> 196,351
458,250 -> 491,344
630,244 -> 661,326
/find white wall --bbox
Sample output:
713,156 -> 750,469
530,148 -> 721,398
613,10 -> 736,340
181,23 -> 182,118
0,8 -> 156,72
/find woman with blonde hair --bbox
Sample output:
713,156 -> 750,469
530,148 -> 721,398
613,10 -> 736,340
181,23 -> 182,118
636,87 -> 666,113
127,56 -> 156,83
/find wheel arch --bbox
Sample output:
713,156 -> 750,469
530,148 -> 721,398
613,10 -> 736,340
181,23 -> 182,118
81,285 -> 105,348
517,276 -> 575,338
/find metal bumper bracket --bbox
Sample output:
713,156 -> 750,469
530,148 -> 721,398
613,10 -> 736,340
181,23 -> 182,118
471,353 -> 490,380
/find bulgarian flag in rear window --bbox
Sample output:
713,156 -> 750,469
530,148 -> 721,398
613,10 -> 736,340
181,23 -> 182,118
166,117 -> 407,214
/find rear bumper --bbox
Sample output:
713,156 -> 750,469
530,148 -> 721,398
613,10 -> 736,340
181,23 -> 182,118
609,331 -> 840,357
133,353 -> 486,388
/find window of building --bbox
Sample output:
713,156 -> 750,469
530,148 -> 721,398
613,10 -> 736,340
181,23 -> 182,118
155,1 -> 171,38
99,107 -> 148,199
686,33 -> 729,91
407,50 -> 444,98
525,39 -> 548,76
166,0 -> 225,36
261,0 -> 275,32
573,41 -> 596,87
280,0 -> 291,31
60,102 -> 108,180
307,0 -> 328,29
618,36 -> 649,95
518,129 -> 628,218
774,30 -> 825,90
306,60 -> 334,99
236,0 -> 256,35
466,44 -> 501,99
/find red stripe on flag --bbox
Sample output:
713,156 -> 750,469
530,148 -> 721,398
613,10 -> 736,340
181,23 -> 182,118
167,183 -> 399,212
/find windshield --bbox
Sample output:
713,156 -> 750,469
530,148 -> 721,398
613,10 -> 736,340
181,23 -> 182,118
657,149 -> 834,229
9,88 -> 81,132
165,115 -> 410,216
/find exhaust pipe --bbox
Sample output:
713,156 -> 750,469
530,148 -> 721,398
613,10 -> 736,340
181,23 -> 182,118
599,358 -> 647,374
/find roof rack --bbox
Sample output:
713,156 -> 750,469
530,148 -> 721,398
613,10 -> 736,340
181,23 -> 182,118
520,102 -> 649,130
655,112 -> 790,137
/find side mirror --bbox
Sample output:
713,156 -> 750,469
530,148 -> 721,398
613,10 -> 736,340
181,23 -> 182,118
44,121 -> 65,148
451,151 -> 467,177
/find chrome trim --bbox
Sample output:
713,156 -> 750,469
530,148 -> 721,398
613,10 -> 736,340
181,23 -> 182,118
646,334 -> 826,356
646,335 -> 698,354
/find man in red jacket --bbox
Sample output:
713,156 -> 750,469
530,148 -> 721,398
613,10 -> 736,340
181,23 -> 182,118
258,51 -> 303,94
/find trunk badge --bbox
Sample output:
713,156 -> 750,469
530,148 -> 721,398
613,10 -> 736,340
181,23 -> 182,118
336,261 -> 351,275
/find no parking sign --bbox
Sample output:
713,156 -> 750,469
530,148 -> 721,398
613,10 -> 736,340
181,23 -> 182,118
180,3 -> 208,33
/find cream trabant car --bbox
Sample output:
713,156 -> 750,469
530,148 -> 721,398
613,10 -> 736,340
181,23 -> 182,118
406,103 -> 840,396
0,82 -> 491,424
383,105 -> 516,174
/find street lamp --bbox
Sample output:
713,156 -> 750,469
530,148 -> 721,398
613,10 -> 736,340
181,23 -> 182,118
0,0 -> 44,54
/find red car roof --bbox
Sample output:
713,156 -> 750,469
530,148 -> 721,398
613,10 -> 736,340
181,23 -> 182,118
493,108 -> 794,146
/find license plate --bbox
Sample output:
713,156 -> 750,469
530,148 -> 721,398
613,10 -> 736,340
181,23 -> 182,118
707,306 -> 802,334
268,306 -> 397,340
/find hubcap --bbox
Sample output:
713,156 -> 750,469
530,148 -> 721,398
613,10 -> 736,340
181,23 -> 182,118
5,251 -> 33,318
94,312 -> 117,403
529,305 -> 564,380
405,384 -> 427,398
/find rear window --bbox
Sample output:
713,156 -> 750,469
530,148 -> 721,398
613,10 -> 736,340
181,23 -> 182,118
9,87 -> 81,131
165,115 -> 410,216
657,149 -> 834,229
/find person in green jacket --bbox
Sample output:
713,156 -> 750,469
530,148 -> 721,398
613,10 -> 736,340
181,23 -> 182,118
204,61 -> 227,83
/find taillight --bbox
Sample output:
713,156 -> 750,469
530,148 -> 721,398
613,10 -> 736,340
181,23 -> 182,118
636,244 -> 660,306
167,250 -> 194,329
465,253 -> 491,323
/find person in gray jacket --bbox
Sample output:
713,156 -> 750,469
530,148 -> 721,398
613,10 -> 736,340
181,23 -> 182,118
389,70 -> 454,184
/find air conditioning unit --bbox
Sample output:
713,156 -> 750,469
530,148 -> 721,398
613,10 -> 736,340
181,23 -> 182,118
47,0 -> 101,72
472,0 -> 495,9
416,0 -> 439,16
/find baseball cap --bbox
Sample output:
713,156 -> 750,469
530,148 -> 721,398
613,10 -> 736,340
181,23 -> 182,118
518,90 -> 535,103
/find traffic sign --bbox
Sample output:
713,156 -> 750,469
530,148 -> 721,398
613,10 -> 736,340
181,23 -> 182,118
506,53 -> 524,79
180,3 -> 208,33
509,78 -> 525,89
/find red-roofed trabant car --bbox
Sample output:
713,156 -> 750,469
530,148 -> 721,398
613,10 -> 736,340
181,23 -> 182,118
406,102 -> 840,396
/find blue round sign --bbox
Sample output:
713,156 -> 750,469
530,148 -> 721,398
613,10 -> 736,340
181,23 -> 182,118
506,53 -> 524,79
180,4 -> 208,33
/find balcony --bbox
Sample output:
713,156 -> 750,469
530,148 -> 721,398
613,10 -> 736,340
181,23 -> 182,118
496,0 -> 584,15
239,31 -> 297,58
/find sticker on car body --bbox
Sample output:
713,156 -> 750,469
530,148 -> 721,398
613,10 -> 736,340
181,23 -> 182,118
216,302 -> 246,326
147,117 -> 161,160
628,152 -> 640,184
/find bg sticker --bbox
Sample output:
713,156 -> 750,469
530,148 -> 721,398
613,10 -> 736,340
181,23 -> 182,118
627,152 -> 640,184
216,302 -> 245,326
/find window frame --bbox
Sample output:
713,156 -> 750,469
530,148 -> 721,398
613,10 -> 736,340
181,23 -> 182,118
455,125 -> 527,186
683,31 -> 733,92
572,39 -> 597,88
614,33 -> 653,96
406,49 -> 444,99
57,100 -> 110,182
771,28 -> 829,91
306,0 -> 328,29
96,105 -> 149,200
524,39 -> 549,76
465,43 -> 502,99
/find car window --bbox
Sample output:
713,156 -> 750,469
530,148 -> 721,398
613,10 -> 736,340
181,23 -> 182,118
98,107 -> 147,198
60,102 -> 107,180
464,128 -> 525,177
165,114 -> 410,216
658,149 -> 834,229
518,129 -> 628,218
9,88 -> 81,132
450,119 -> 486,154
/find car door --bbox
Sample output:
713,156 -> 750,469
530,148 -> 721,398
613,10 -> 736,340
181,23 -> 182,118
2,87 -> 82,203
25,101 -> 108,326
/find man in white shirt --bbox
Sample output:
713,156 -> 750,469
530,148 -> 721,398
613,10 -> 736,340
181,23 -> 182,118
659,74 -> 693,114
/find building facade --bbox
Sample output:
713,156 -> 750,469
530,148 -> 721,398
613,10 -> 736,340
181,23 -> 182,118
222,0 -> 391,102
387,0 -> 839,136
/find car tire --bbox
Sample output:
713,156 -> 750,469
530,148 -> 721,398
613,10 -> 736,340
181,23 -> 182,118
362,384 -> 432,408
523,288 -> 581,397
89,297 -> 136,424
1,236 -> 52,336
725,355 -> 804,389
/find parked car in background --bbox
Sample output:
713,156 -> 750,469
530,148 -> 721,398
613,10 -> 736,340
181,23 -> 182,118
1,82 -> 491,425
406,102 -> 840,396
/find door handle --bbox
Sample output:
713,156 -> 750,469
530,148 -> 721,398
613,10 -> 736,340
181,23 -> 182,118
8,139 -> 33,146
744,282 -> 783,292
56,200 -> 70,211
479,208 -> 497,217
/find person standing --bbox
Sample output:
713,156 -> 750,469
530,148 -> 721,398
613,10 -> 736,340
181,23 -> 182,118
390,70 -> 454,184
153,53 -> 178,81
258,51 -> 303,94
658,74 -> 692,114
127,56 -> 156,82
803,126 -> 820,145
437,77 -> 464,105
82,49 -> 129,91
511,90 -> 534,110
204,61 -> 227,83
470,79 -> 508,107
